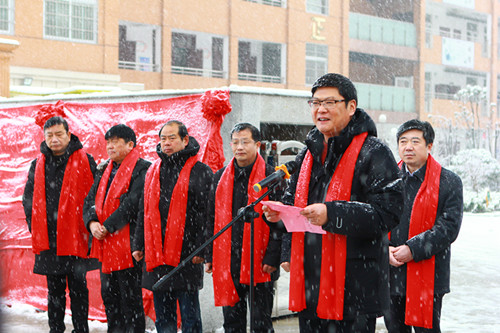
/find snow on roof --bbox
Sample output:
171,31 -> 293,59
0,38 -> 20,46
228,84 -> 311,97
0,84 -> 311,107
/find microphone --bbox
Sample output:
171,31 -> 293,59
253,160 -> 298,192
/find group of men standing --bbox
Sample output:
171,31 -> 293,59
23,72 -> 463,333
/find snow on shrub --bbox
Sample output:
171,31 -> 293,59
446,149 -> 500,212
462,190 -> 500,213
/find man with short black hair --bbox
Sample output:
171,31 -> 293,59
263,73 -> 403,333
84,124 -> 150,333
384,119 -> 463,333
23,116 -> 97,333
206,122 -> 283,333
133,120 -> 212,333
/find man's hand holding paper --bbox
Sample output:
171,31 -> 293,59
262,201 -> 326,234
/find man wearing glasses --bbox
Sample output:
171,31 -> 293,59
206,123 -> 283,333
263,73 -> 403,333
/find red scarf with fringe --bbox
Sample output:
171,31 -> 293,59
31,149 -> 93,257
143,156 -> 198,272
400,154 -> 441,329
212,155 -> 270,306
290,132 -> 367,320
91,148 -> 140,273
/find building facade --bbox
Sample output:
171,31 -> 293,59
1,0 -> 500,157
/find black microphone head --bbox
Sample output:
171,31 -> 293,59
284,160 -> 299,175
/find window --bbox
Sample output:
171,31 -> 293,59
498,19 -> 500,59
307,0 -> 328,15
424,72 -> 432,112
395,76 -> 413,88
425,14 -> 433,48
119,22 -> 161,72
466,22 -> 478,42
171,30 -> 228,78
439,27 -> 450,38
0,0 -> 14,34
466,77 -> 477,86
244,0 -> 286,8
305,43 -> 327,85
238,39 -> 285,83
434,83 -> 460,100
44,0 -> 97,43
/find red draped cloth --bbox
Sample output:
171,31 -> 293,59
1,90 -> 230,320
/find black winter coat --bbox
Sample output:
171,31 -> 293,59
22,134 -> 98,275
281,109 -> 403,319
133,137 -> 213,292
207,158 -> 284,283
389,162 -> 463,296
83,154 -> 151,267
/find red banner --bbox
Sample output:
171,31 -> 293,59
0,90 -> 231,320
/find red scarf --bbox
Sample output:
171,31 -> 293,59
212,155 -> 270,307
31,149 -> 93,257
402,154 -> 441,329
290,132 -> 367,320
90,148 -> 140,273
143,156 -> 198,272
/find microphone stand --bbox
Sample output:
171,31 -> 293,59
152,182 -> 279,332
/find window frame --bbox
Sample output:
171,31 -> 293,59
305,43 -> 328,85
306,0 -> 328,15
170,29 -> 228,79
237,38 -> 286,84
244,0 -> 286,8
43,0 -> 98,44
118,21 -> 162,73
0,0 -> 15,35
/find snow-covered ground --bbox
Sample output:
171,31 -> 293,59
1,212 -> 499,332
438,212 -> 500,333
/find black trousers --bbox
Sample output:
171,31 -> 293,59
298,314 -> 376,333
46,270 -> 89,333
100,261 -> 145,333
384,294 -> 443,333
222,281 -> 275,333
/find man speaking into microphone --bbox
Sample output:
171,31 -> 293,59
263,73 -> 403,333
206,123 -> 284,333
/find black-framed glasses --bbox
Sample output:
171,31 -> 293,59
307,99 -> 346,109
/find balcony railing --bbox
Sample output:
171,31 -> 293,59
349,13 -> 417,47
118,61 -> 160,72
171,66 -> 226,78
238,73 -> 283,83
355,82 -> 415,113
